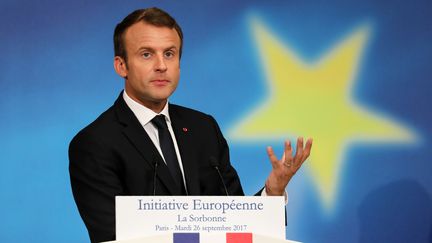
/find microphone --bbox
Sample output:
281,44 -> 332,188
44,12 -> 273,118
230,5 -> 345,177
209,156 -> 229,196
153,160 -> 159,196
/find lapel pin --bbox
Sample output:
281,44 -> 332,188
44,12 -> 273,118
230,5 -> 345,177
182,127 -> 188,132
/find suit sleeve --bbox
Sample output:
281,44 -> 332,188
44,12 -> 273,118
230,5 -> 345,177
209,115 -> 267,196
208,115 -> 245,196
69,131 -> 123,243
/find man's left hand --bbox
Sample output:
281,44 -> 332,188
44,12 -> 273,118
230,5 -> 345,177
265,137 -> 313,196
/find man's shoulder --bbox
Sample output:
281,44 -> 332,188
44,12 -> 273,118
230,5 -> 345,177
169,103 -> 209,117
70,103 -> 120,147
169,103 -> 218,124
86,104 -> 118,130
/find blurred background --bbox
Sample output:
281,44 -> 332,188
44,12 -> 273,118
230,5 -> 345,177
1,0 -> 431,242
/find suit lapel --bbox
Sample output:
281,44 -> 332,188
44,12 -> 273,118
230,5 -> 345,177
113,94 -> 182,195
170,105 -> 201,195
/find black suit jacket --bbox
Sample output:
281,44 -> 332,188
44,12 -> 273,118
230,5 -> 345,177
69,93 -> 245,242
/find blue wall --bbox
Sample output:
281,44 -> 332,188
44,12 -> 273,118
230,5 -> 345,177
1,0 -> 431,242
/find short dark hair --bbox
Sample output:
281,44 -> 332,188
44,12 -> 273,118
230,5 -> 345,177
113,7 -> 183,61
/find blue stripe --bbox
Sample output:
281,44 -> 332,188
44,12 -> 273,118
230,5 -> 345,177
173,233 -> 200,243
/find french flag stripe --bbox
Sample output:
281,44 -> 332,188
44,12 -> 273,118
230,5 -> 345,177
226,232 -> 253,243
173,232 -> 200,243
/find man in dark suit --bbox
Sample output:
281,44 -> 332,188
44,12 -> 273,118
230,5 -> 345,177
69,7 -> 312,243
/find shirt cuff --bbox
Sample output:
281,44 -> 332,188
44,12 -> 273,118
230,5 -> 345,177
261,187 -> 289,205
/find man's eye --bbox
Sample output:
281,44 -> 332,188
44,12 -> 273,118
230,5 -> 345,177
142,52 -> 151,58
164,51 -> 174,58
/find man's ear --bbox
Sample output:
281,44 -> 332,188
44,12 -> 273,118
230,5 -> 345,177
114,56 -> 128,78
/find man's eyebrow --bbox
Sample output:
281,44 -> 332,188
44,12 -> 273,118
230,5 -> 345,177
136,46 -> 155,52
164,45 -> 178,51
136,46 -> 178,52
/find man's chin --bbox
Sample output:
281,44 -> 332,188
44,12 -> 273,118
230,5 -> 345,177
152,90 -> 176,101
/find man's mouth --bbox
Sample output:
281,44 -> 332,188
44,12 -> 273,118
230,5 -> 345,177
151,80 -> 170,86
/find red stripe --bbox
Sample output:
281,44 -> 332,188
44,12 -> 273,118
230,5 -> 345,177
226,233 -> 253,243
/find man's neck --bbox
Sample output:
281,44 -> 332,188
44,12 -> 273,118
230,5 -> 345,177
124,92 -> 167,113
138,100 -> 167,113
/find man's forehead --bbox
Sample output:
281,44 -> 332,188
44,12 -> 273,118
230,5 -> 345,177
124,22 -> 180,49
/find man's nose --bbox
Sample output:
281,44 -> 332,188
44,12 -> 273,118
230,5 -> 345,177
154,55 -> 167,72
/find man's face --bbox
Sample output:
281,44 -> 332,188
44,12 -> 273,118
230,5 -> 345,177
115,21 -> 181,111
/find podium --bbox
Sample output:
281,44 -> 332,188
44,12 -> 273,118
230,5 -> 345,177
103,196 -> 301,243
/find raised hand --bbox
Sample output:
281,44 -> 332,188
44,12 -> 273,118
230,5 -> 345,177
265,137 -> 313,196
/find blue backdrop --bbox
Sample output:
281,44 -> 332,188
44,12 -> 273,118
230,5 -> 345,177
1,0 -> 431,242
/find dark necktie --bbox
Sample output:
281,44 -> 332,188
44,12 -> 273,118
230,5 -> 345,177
151,115 -> 186,194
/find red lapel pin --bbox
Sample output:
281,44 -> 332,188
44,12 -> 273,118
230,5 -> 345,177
182,127 -> 188,132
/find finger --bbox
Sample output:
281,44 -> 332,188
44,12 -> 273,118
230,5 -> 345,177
266,146 -> 279,168
281,151 -> 286,163
284,140 -> 293,162
301,138 -> 313,162
281,140 -> 294,169
293,137 -> 304,166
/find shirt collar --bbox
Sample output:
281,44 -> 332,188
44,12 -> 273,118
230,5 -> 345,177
122,90 -> 171,126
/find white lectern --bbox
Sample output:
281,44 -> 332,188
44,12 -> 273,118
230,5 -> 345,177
101,196 -> 301,243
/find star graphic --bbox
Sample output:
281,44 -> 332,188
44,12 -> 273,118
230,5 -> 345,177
229,18 -> 417,211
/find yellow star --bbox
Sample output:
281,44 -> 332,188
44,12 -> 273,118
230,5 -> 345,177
229,18 -> 417,211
